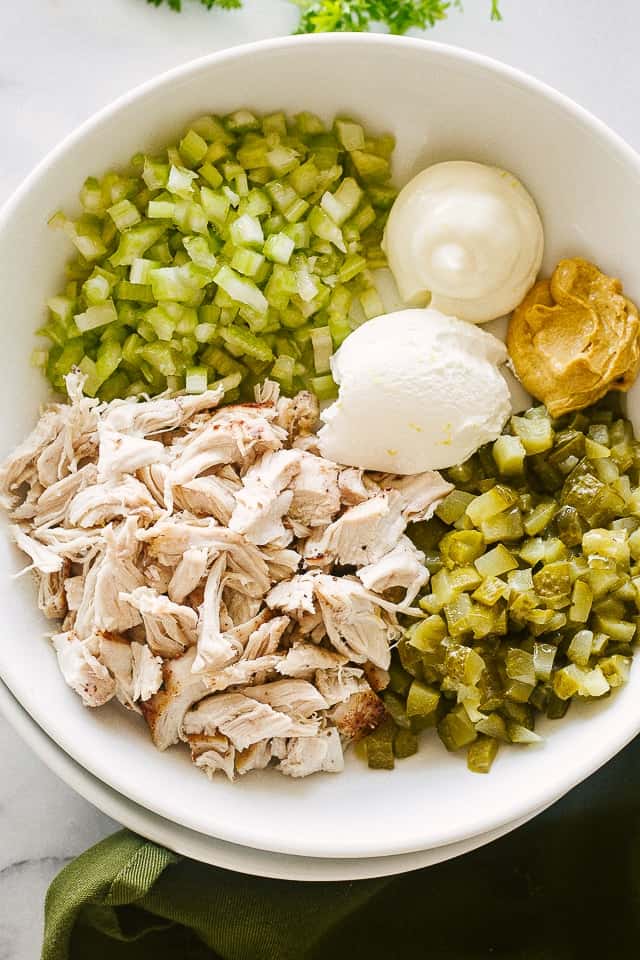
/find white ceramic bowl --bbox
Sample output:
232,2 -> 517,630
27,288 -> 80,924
2,34 -> 640,860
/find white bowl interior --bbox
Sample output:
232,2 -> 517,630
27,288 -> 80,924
1,35 -> 640,859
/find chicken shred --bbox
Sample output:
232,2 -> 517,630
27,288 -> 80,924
1,373 -> 452,780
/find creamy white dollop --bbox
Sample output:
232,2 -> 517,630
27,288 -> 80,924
382,161 -> 544,324
318,308 -> 512,474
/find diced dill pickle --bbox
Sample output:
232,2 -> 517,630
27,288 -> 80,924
475,712 -> 509,741
502,700 -> 534,728
567,629 -> 593,666
511,414 -> 554,454
382,691 -> 410,729
409,615 -> 447,652
562,462 -> 625,526
546,691 -> 570,719
439,530 -> 485,567
480,506 -> 524,544
582,528 -> 630,566
529,683 -> 550,712
519,537 -> 546,566
504,679 -> 535,703
406,679 -> 440,718
507,568 -> 534,593
436,489 -> 475,525
448,566 -> 483,594
533,561 -> 571,601
437,705 -> 478,751
444,644 -> 485,685
553,665 -> 582,700
533,642 -> 556,680
592,615 -> 636,643
523,500 -> 557,536
397,640 -> 424,680
569,579 -> 593,623
506,648 -> 536,685
585,437 -> 611,459
408,516 -> 448,552
628,528 -> 640,560
492,434 -> 526,476
393,728 -> 418,759
364,717 -> 395,770
472,576 -> 510,607
506,723 -> 542,744
599,654 -> 632,687
555,505 -> 584,547
466,485 -> 518,526
443,594 -> 474,636
388,657 -> 412,696
548,429 -> 585,465
475,544 -> 518,578
467,735 -> 499,773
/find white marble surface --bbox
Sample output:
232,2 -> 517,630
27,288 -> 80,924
1,0 -> 640,956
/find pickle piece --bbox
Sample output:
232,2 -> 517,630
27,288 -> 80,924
511,414 -> 554,454
492,434 -> 526,476
436,489 -> 475,525
569,579 -> 593,623
444,644 -> 485,685
364,717 -> 395,770
523,500 -> 557,536
409,615 -> 446,652
466,484 -> 518,526
393,728 -> 418,759
472,576 -> 510,607
475,544 -> 518,578
467,735 -> 499,773
437,705 -> 478,751
439,530 -> 485,567
406,679 -> 440,719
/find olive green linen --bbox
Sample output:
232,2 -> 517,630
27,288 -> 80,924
42,734 -> 640,959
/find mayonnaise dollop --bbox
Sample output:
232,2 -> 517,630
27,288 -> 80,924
317,308 -> 512,474
382,161 -> 544,324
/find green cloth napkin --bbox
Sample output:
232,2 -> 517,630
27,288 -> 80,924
43,733 -> 640,960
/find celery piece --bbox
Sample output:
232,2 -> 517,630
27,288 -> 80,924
74,300 -> 117,332
167,164 -> 198,198
185,366 -> 208,394
475,544 -> 518,578
198,161 -> 223,188
231,249 -> 265,279
201,187 -> 230,225
264,232 -> 295,265
214,265 -> 268,315
335,119 -> 365,151
270,354 -> 295,393
83,273 -> 111,305
108,198 -> 141,231
179,129 -> 208,167
349,150 -> 390,183
230,213 -> 264,248
140,342 -> 177,377
359,287 -> 384,320
308,207 -> 346,253
142,158 -> 169,191
110,223 -> 167,267
307,374 -> 336,400
220,326 -> 273,363
310,326 -> 332,374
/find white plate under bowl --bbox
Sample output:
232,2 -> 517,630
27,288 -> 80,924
0,679 -> 549,880
2,35 -> 640,861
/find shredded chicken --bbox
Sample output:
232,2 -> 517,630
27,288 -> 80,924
2,374 -> 452,780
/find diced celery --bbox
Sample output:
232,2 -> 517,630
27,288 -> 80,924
308,207 -> 346,253
215,265 -> 268,315
220,326 -> 273,363
74,300 -> 117,332
309,374 -> 338,400
185,366 -> 208,394
349,150 -> 391,183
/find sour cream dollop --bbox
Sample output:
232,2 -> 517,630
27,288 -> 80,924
382,161 -> 544,324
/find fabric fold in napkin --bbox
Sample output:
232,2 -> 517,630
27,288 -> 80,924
42,733 -> 640,960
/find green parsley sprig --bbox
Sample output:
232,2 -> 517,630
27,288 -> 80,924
145,0 -> 502,35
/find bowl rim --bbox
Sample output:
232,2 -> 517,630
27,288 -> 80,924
3,32 -> 640,858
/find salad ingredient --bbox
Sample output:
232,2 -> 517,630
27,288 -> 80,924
382,161 -> 543,323
387,397 -> 639,773
1,372 -> 455,781
318,308 -> 512,473
41,110 -> 395,402
146,0 -> 502,36
508,257 -> 640,417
